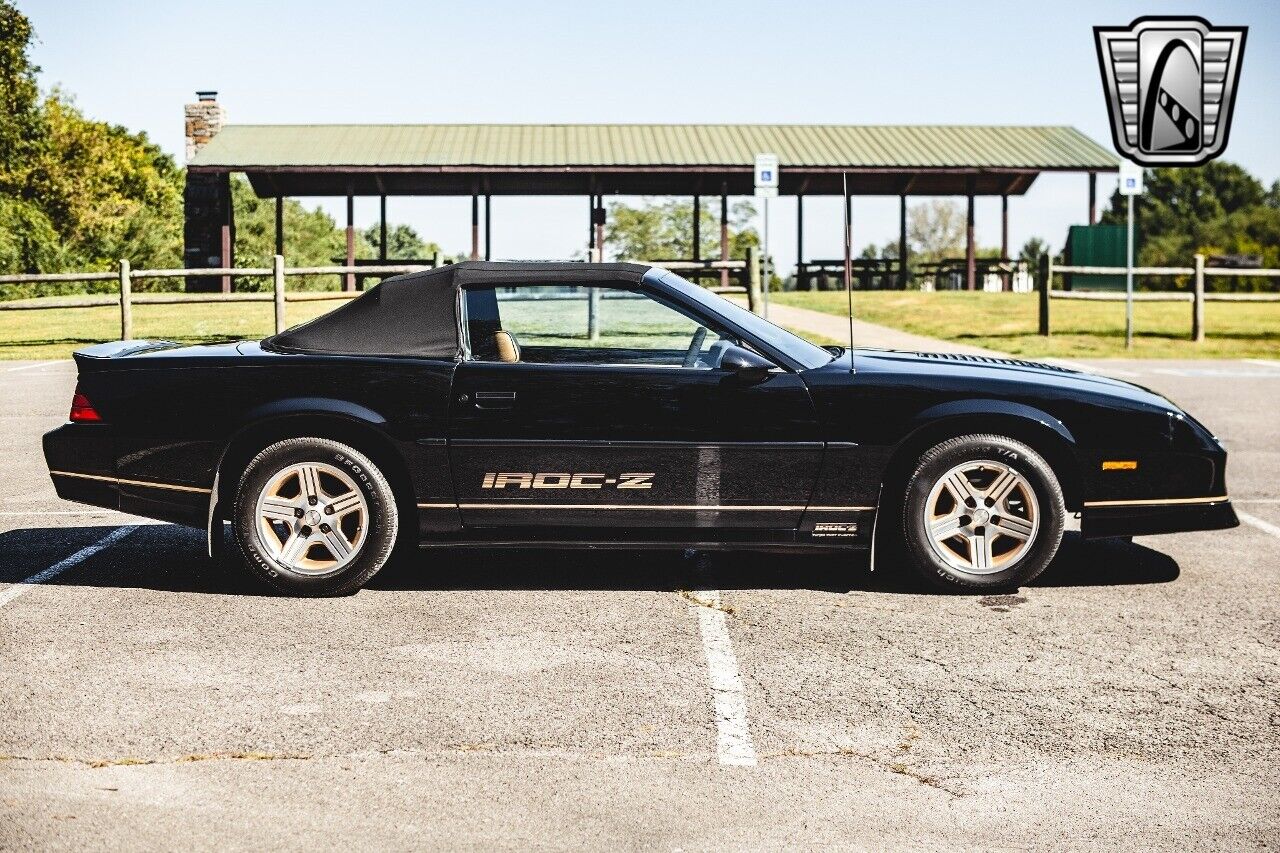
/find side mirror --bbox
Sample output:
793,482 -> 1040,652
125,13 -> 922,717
718,345 -> 775,383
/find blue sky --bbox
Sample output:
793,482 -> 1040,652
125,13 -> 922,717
21,0 -> 1280,264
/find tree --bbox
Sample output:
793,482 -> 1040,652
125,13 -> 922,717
0,4 -> 188,280
358,222 -> 444,261
1099,161 -> 1267,267
0,0 -> 43,194
907,200 -> 966,263
1019,237 -> 1049,264
604,198 -> 760,263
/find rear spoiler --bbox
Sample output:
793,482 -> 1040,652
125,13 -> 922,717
72,340 -> 179,371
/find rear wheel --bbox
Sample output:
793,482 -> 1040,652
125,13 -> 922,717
901,434 -> 1064,592
233,437 -> 398,596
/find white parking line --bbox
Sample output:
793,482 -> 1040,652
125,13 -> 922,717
4,360 -> 71,373
0,525 -> 136,609
1237,511 -> 1280,542
1243,359 -> 1277,367
690,589 -> 757,767
0,510 -> 119,516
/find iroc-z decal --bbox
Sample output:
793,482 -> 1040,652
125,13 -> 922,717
481,472 -> 655,490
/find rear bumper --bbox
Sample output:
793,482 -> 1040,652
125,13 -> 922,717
1080,497 -> 1238,539
44,423 -> 208,525
44,423 -> 118,512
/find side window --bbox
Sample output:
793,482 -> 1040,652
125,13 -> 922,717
464,284 -> 737,368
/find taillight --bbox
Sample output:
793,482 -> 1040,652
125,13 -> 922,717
69,390 -> 102,423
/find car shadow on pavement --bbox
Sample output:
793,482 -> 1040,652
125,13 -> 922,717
0,524 -> 1177,597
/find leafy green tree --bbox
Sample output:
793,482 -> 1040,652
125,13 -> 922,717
1019,237 -> 1048,264
230,178 -> 346,291
0,0 -> 43,195
0,4 -> 186,282
1099,161 -> 1278,290
358,222 -> 444,261
604,197 -> 760,262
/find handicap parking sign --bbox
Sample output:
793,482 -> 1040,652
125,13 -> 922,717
754,153 -> 779,198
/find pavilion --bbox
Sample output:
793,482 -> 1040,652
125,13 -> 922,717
182,93 -> 1119,292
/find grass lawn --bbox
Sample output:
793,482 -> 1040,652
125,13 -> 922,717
774,291 -> 1280,359
2,290 -> 1277,361
0,296 -> 340,360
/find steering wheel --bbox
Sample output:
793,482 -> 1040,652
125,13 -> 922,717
682,326 -> 709,368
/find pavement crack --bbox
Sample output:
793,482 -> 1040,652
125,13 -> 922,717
0,751 -> 310,768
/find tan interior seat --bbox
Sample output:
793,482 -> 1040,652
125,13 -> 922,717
494,330 -> 521,363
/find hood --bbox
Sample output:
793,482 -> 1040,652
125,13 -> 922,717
847,349 -> 1176,411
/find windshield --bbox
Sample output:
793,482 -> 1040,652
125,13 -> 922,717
656,271 -> 835,370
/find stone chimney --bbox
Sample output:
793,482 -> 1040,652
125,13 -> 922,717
184,90 -> 226,162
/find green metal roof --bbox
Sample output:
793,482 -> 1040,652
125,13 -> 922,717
190,124 -> 1119,170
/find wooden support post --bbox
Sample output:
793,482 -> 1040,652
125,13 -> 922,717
344,193 -> 355,292
796,194 -> 804,291
587,195 -> 596,258
898,194 -> 908,289
593,198 -> 605,263
746,245 -> 761,314
1038,253 -> 1050,336
471,193 -> 480,260
1193,253 -> 1205,342
1001,194 -> 1010,291
272,254 -> 286,334
692,195 -> 700,263
965,177 -> 976,291
118,259 -> 132,340
379,195 -> 387,260
274,196 -> 284,257
484,194 -> 491,260
1088,172 -> 1097,225
719,190 -> 730,289
219,223 -> 232,294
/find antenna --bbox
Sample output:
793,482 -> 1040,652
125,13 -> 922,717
843,172 -> 854,367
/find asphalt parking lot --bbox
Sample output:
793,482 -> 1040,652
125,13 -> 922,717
1,357 -> 1278,850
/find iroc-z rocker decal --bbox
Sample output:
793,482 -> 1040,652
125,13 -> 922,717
481,473 -> 655,490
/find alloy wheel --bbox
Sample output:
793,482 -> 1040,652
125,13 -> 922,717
254,462 -> 368,575
923,459 -> 1039,574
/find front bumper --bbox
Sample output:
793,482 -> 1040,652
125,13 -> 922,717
1080,497 -> 1239,539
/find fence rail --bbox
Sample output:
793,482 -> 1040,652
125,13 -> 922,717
1038,253 -> 1280,342
0,255 -> 758,342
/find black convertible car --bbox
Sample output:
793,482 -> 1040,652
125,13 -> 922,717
43,261 -> 1236,595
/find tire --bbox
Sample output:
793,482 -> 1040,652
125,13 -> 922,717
233,437 -> 398,596
900,434 -> 1065,592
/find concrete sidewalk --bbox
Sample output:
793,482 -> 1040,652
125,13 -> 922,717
740,298 -> 1005,356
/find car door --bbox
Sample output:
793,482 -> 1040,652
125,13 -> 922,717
446,280 -> 823,536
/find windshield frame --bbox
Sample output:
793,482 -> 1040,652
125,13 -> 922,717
646,269 -> 835,371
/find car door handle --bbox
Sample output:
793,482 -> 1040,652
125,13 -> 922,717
473,391 -> 516,409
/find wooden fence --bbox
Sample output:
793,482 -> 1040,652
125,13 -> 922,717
1038,253 -> 1280,341
0,255 -> 755,342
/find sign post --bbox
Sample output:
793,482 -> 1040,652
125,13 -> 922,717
1118,160 -> 1144,349
754,154 -> 779,319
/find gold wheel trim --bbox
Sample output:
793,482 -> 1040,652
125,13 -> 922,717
924,460 -> 1039,575
255,462 -> 368,575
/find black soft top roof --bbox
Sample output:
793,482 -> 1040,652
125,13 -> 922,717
262,261 -> 650,359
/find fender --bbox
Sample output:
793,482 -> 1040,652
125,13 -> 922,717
205,397 -> 391,558
233,397 -> 389,429
884,397 -> 1084,512
904,398 -> 1076,447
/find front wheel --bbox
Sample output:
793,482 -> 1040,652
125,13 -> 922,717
233,437 -> 399,596
901,434 -> 1065,592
